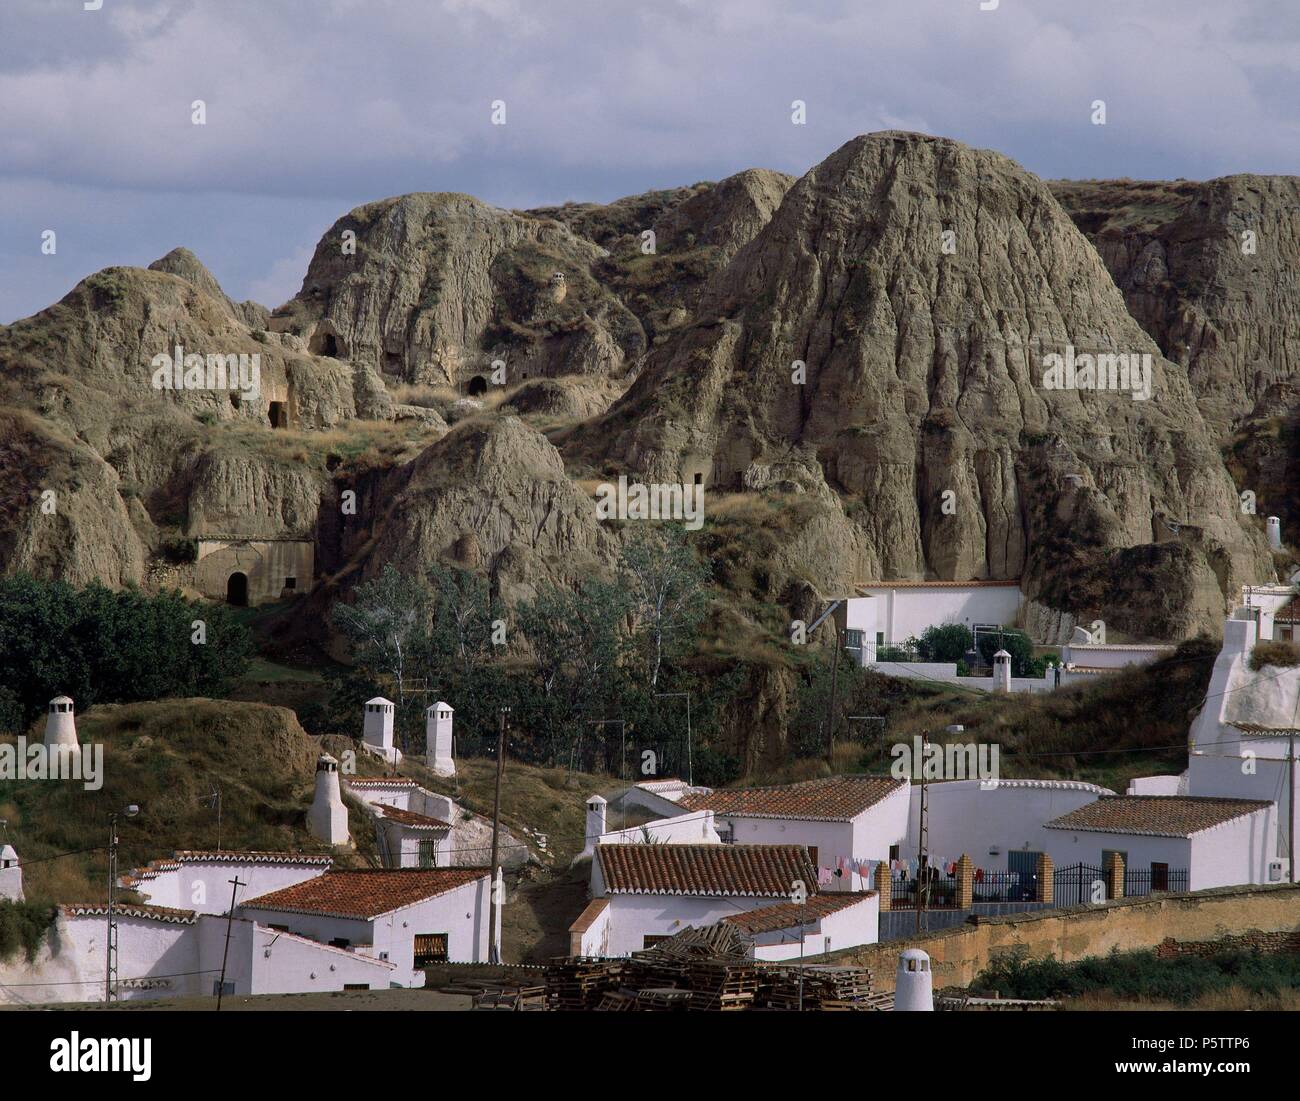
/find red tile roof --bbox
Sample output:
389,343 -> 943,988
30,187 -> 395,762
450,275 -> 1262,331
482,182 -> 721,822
1275,597 -> 1300,624
678,775 -> 906,822
722,892 -> 876,935
240,867 -> 489,919
1230,722 -> 1300,737
567,897 -> 610,934
596,844 -> 815,897
378,805 -> 452,830
1045,796 -> 1272,838
61,903 -> 197,924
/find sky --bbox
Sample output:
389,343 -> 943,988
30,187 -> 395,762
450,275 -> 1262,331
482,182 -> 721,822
1,0 -> 1296,323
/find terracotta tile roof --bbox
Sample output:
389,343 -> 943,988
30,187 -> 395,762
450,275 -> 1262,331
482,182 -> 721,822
61,903 -> 197,924
722,892 -> 876,935
1275,597 -> 1300,623
596,844 -> 815,897
677,775 -> 906,822
378,805 -> 452,830
567,897 -> 609,934
240,867 -> 488,919
1045,796 -> 1273,838
856,579 -> 1021,590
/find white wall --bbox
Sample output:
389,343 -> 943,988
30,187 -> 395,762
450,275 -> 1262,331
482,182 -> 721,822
1062,643 -> 1174,670
1187,810 -> 1278,889
1128,775 -> 1186,795
133,858 -> 328,915
58,912 -> 201,1001
851,585 -> 1023,649
240,874 -> 491,983
750,895 -> 880,961
1043,830 -> 1192,883
250,922 -> 396,993
902,780 -> 1110,868
599,809 -> 721,846
599,894 -> 783,957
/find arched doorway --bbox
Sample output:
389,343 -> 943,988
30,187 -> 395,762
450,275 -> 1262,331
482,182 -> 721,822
467,375 -> 488,397
226,572 -> 248,606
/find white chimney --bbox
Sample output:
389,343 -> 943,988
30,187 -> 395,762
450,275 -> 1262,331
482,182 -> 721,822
1267,516 -> 1283,550
362,697 -> 396,762
993,649 -> 1012,693
0,844 -> 22,902
308,754 -> 349,845
895,948 -> 934,1011
44,696 -> 78,749
584,795 -> 607,855
426,702 -> 455,777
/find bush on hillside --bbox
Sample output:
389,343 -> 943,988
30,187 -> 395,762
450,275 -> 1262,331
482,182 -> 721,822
915,623 -> 973,663
0,901 -> 55,963
1249,640 -> 1300,671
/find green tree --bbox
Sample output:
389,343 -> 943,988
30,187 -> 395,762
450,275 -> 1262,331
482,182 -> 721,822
618,526 -> 709,690
977,628 -> 1039,677
915,623 -> 973,663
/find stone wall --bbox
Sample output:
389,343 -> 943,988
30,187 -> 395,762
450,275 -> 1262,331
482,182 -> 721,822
193,539 -> 314,605
829,882 -> 1300,992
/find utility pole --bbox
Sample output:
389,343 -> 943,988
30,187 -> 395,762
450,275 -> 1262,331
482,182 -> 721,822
105,814 -> 120,1003
216,875 -> 246,1010
916,730 -> 929,935
104,804 -> 139,1003
488,706 -> 509,964
826,628 -> 841,772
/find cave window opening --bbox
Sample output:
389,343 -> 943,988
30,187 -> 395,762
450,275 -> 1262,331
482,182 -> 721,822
693,472 -> 704,486
269,401 -> 288,428
467,375 -> 488,397
230,392 -> 241,409
226,572 -> 248,607
283,576 -> 297,591
310,331 -> 339,357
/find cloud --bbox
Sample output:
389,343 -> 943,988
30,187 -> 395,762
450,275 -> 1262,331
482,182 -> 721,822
1,0 -> 1296,321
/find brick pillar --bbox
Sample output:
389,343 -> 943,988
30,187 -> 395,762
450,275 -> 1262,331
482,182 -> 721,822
874,860 -> 891,912
1104,852 -> 1124,900
1037,853 -> 1054,905
955,854 -> 974,909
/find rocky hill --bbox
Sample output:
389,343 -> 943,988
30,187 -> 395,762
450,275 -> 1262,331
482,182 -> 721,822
0,132 -> 1296,750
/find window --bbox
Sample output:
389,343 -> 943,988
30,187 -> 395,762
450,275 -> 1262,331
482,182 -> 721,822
807,846 -> 819,865
269,924 -> 289,932
283,576 -> 296,590
413,934 -> 448,967
329,937 -> 351,949
876,632 -> 885,646
1151,862 -> 1169,892
642,935 -> 673,950
418,839 -> 438,868
889,844 -> 900,862
343,984 -> 370,991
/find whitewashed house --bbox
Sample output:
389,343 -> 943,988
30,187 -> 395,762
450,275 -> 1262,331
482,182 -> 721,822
840,580 -> 1024,664
344,778 -> 456,868
571,843 -> 877,960
720,893 -> 880,961
239,867 -> 495,984
1043,796 -> 1277,891
344,775 -> 535,870
120,850 -> 334,914
29,903 -> 397,1003
900,778 -> 1112,884
675,775 -> 910,891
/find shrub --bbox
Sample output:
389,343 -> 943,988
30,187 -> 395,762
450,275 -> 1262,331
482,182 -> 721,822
978,629 -> 1037,677
1249,640 -> 1300,671
0,901 -> 55,963
916,623 -> 974,663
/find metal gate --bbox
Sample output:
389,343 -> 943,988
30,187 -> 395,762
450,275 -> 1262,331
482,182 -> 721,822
1006,851 -> 1040,902
1053,862 -> 1106,906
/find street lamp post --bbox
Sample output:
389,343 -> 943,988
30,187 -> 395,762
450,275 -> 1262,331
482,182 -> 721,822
105,804 -> 140,1002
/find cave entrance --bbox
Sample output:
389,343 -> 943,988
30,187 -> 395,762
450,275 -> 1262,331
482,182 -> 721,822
269,401 -> 288,428
226,572 -> 249,606
467,375 -> 488,397
310,331 -> 339,357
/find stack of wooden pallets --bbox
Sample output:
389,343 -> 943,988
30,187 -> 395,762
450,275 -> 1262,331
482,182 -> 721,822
543,958 -> 624,1010
687,959 -> 761,1011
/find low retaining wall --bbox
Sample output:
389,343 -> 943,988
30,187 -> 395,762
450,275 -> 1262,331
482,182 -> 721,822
838,882 -> 1300,992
